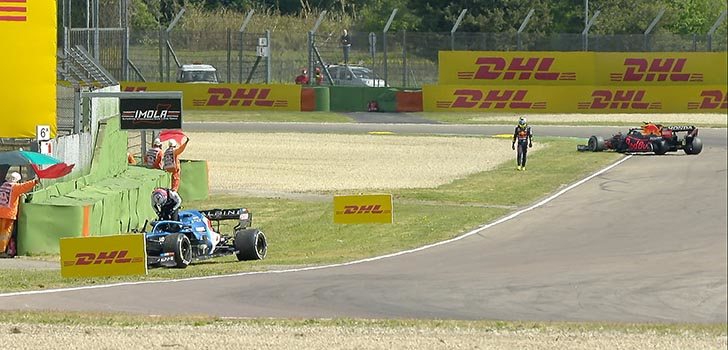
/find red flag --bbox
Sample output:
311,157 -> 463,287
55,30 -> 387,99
30,162 -> 75,179
159,130 -> 187,145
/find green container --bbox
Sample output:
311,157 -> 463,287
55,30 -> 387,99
312,86 -> 330,111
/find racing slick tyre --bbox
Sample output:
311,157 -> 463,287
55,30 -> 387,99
684,137 -> 703,155
653,139 -> 668,155
235,229 -> 267,261
588,135 -> 605,152
163,233 -> 192,268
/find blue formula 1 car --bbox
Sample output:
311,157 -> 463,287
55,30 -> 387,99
144,208 -> 267,268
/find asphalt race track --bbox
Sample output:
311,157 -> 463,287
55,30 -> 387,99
1,124 -> 725,323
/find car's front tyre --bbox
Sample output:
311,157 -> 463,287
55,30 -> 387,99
163,233 -> 192,268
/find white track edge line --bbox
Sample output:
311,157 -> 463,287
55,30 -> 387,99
0,155 -> 632,298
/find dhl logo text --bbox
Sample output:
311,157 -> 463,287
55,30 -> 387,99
337,205 -> 390,215
123,86 -> 147,92
458,57 -> 576,81
437,89 -> 546,110
687,90 -> 728,110
610,58 -> 703,82
63,250 -> 144,267
193,88 -> 288,108
578,90 -> 661,110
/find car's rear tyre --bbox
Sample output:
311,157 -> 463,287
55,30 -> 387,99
588,136 -> 604,152
163,233 -> 192,268
235,229 -> 267,261
653,139 -> 668,155
684,137 -> 703,155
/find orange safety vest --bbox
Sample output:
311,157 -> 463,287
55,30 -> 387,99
162,141 -> 188,172
0,180 -> 37,220
145,147 -> 163,169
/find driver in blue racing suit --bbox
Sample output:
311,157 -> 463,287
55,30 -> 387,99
151,188 -> 182,221
512,117 -> 533,171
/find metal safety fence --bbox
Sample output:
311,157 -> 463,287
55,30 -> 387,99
61,27 -> 727,89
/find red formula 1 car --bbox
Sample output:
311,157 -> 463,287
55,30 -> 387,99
578,123 -> 703,155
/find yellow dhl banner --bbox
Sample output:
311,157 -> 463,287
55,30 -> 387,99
333,194 -> 393,224
60,234 -> 147,278
439,51 -> 727,86
595,52 -> 727,85
0,0 -> 57,138
423,85 -> 727,113
121,82 -> 301,111
439,51 -> 592,86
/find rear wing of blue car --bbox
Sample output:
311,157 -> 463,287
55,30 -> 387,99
199,208 -> 252,229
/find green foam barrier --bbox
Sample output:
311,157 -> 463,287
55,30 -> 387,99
312,86 -> 330,112
18,204 -> 85,255
179,159 -> 209,201
18,117 -> 169,255
328,86 -> 394,112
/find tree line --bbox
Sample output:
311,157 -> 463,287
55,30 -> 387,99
69,0 -> 727,35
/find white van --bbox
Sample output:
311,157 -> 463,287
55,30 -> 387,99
177,64 -> 219,83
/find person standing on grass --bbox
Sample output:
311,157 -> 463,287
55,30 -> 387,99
512,117 -> 533,171
341,29 -> 351,65
163,137 -> 189,191
0,172 -> 38,257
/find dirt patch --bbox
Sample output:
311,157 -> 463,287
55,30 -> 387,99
1,322 -> 724,350
183,132 -> 544,193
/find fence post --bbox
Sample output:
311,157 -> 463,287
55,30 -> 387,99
402,30 -> 407,87
517,8 -> 534,50
582,10 -> 600,51
238,10 -> 254,83
226,28 -> 232,83
122,27 -> 129,80
707,10 -> 727,51
265,29 -> 271,84
644,8 -> 665,52
450,9 -> 467,50
158,29 -> 164,82
383,9 -> 398,87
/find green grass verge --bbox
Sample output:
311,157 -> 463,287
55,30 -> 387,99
0,138 -> 620,293
184,110 -> 353,123
181,110 -> 728,128
0,138 -> 621,292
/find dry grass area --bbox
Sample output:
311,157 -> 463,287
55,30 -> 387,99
1,322 -> 725,350
183,132 -> 543,193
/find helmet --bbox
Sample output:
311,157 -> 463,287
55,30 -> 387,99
518,117 -> 527,126
153,138 -> 162,147
151,188 -> 168,207
168,139 -> 178,148
6,172 -> 21,183
315,67 -> 321,73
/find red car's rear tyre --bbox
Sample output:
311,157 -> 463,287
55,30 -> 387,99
588,136 -> 605,152
684,137 -> 703,155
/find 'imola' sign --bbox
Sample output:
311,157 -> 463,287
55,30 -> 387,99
120,94 -> 183,130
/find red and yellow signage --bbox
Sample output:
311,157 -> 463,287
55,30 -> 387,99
333,194 -> 393,224
121,82 -> 301,111
439,51 -> 591,85
439,51 -> 727,87
423,85 -> 727,113
60,234 -> 147,278
0,0 -> 57,138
